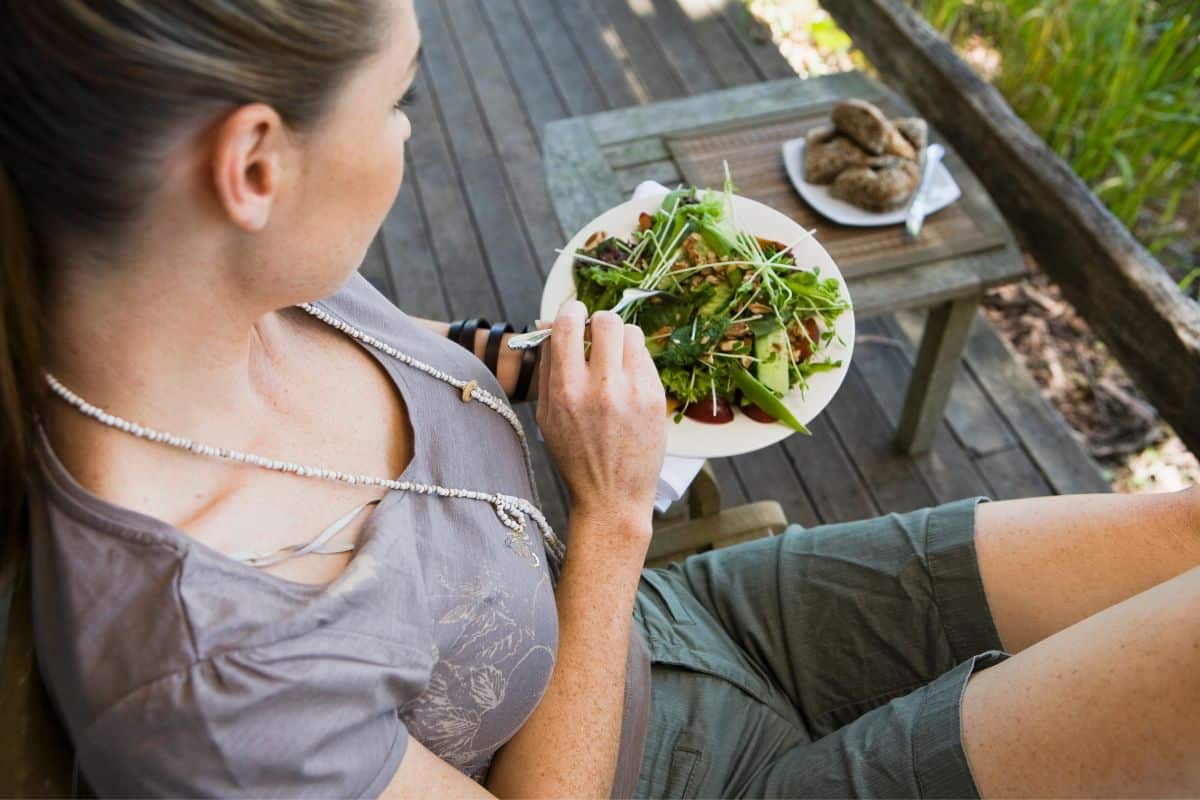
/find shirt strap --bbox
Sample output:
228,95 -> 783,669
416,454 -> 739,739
227,498 -> 382,568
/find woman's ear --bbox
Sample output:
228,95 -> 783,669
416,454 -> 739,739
210,103 -> 287,233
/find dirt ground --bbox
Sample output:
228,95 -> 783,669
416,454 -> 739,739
982,269 -> 1199,491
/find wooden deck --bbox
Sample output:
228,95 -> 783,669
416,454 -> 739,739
363,0 -> 1108,532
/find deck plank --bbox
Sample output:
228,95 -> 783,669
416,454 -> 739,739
626,0 -> 723,95
377,171 -> 449,320
879,314 -> 1015,457
417,0 -> 545,320
709,457 -> 750,506
826,367 -> 939,513
976,447 -> 1054,500
444,0 -> 568,275
892,310 -> 1108,495
781,415 -> 879,523
854,318 -> 994,503
595,0 -> 689,101
517,0 -> 610,116
554,0 -> 650,108
731,445 -> 821,528
477,1 -> 570,144
673,0 -> 763,87
402,68 -> 501,319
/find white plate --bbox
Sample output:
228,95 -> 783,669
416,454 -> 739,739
541,193 -> 855,459
781,139 -> 961,227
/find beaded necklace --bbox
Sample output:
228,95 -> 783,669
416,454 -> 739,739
43,302 -> 564,572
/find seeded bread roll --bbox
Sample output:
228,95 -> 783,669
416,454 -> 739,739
804,128 -> 870,185
830,156 -> 921,211
894,117 -> 928,154
831,99 -> 916,160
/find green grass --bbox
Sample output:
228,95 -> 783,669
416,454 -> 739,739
910,0 -> 1200,264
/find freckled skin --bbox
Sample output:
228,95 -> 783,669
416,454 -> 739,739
961,487 -> 1200,796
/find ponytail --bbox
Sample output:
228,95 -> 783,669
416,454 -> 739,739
0,165 -> 44,538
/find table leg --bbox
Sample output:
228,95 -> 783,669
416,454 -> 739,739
895,293 -> 981,454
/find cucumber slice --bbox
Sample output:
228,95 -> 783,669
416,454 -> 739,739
754,325 -> 789,396
697,283 -> 733,317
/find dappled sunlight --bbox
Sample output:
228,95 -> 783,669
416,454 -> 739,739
742,0 -> 857,76
627,0 -> 656,18
599,24 -> 652,104
674,0 -> 720,22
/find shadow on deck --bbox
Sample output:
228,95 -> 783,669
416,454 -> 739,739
362,0 -> 1107,532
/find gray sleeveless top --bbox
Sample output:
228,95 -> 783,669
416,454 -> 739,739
29,272 -> 651,797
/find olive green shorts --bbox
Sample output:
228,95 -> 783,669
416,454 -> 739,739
633,497 -> 1008,799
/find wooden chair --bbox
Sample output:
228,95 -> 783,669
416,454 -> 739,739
0,476 -> 786,797
647,463 -> 788,568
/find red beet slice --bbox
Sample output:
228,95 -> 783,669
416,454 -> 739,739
741,403 -> 778,424
684,397 -> 734,424
796,317 -> 821,362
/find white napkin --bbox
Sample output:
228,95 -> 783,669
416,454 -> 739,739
629,181 -> 707,512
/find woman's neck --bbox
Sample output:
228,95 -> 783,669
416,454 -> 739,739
43,254 -> 303,442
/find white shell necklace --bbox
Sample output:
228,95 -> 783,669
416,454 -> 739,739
43,302 -> 564,572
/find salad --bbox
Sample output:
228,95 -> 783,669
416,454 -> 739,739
572,174 -> 851,433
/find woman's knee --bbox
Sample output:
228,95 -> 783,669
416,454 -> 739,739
1186,485 -> 1200,530
1175,486 -> 1200,559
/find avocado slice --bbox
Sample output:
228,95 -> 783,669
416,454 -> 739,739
697,282 -> 733,317
754,325 -> 789,396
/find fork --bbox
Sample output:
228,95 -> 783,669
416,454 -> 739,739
506,288 -> 672,351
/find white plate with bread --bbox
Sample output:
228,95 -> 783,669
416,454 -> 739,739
782,99 -> 961,227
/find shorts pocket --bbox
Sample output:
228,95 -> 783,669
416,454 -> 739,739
662,732 -> 708,799
637,569 -> 774,707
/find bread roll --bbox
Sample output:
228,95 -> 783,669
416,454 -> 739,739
831,99 -> 916,160
830,156 -> 920,211
894,117 -> 928,154
804,129 -> 870,185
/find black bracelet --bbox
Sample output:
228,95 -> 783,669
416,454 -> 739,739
483,322 -> 514,376
511,324 -> 539,403
449,318 -> 490,355
448,319 -> 467,347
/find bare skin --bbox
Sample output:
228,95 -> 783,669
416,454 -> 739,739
963,489 -> 1200,796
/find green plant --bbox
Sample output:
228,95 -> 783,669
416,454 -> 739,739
911,0 -> 1200,259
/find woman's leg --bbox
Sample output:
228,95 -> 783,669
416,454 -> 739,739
975,485 -> 1200,652
962,563 -> 1200,796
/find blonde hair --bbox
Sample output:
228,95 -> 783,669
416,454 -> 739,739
0,1 -> 386,534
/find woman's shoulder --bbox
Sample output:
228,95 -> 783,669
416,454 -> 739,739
316,270 -> 419,340
319,270 -> 502,394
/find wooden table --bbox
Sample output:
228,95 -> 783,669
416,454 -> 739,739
544,71 -> 1026,454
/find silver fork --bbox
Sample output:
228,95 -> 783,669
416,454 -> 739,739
506,288 -> 672,351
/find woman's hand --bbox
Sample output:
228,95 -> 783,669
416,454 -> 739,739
536,301 -> 666,550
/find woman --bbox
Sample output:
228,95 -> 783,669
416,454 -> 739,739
2,1 -> 1197,797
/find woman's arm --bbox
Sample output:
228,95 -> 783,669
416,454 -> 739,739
489,304 -> 665,796
485,510 -> 650,797
413,318 -> 536,400
385,304 -> 665,799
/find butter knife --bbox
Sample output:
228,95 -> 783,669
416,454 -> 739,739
904,144 -> 945,239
